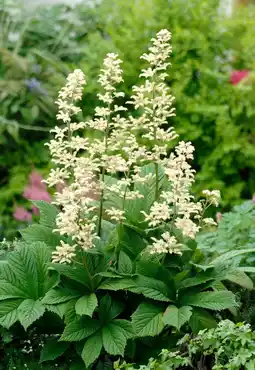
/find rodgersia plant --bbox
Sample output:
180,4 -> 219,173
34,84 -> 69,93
46,29 -> 220,261
1,30 -> 253,368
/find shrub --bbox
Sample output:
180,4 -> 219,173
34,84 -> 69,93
1,30 -> 254,369
0,0 -> 99,240
115,320 -> 255,369
83,0 -> 255,206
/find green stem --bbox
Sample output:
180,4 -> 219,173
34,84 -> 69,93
154,127 -> 159,200
97,166 -> 106,237
97,117 -> 110,237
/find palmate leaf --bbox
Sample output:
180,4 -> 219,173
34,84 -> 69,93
118,251 -> 133,275
129,275 -> 173,302
180,291 -> 237,310
99,295 -> 124,323
40,339 -> 69,363
225,270 -> 253,290
0,281 -> 28,300
124,163 -> 166,223
131,303 -> 164,337
17,299 -> 45,330
163,305 -> 192,331
177,269 -> 216,290
118,226 -> 146,258
60,317 -> 100,342
189,307 -> 217,333
0,299 -> 23,329
102,321 -> 130,356
98,278 -> 136,291
3,242 -> 53,299
75,293 -> 98,317
238,266 -> 255,273
33,200 -> 58,228
42,288 -> 81,305
99,275 -> 173,302
210,248 -> 255,265
50,263 -> 91,288
45,301 -> 72,319
82,331 -> 103,368
21,225 -> 61,248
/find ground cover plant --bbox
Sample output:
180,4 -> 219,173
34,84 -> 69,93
115,320 -> 255,369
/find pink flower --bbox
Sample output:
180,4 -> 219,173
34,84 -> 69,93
23,186 -> 51,202
252,194 -> 255,203
29,171 -> 46,189
32,205 -> 40,216
216,212 -> 222,223
23,170 -> 51,203
230,70 -> 249,85
13,207 -> 32,222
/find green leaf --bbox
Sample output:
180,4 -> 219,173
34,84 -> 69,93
102,322 -> 127,356
118,251 -> 133,275
163,305 -> 192,330
17,299 -> 45,330
98,278 -> 136,291
40,339 -> 69,363
81,331 -> 102,367
125,163 -> 166,223
238,266 -> 255,273
33,201 -> 58,228
60,317 -> 100,341
21,225 -> 61,247
0,281 -> 28,300
226,270 -> 253,290
5,243 -> 53,299
129,275 -> 172,302
113,319 -> 134,339
210,249 -> 255,265
189,308 -> 217,333
131,303 -> 164,337
75,294 -> 98,317
99,295 -> 124,323
50,263 -> 91,288
178,270 -> 215,290
180,291 -> 237,310
118,226 -> 146,258
42,288 -> 80,305
0,299 -> 23,329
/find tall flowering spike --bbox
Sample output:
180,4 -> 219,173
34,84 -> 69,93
45,29 -> 220,263
56,69 -> 86,124
129,29 -> 177,168
45,69 -> 98,258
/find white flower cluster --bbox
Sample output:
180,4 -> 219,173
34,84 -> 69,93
46,29 -> 220,263
202,189 -> 221,207
149,232 -> 182,255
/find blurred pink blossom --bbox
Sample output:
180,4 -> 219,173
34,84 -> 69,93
23,170 -> 51,204
230,70 -> 249,85
31,205 -> 40,216
216,212 -> 222,223
12,170 -> 52,222
252,194 -> 255,203
13,207 -> 32,222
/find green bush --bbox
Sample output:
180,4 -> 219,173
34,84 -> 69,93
83,0 -> 255,206
115,320 -> 255,369
0,0 -> 100,240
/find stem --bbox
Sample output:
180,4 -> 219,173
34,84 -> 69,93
154,126 -> 159,200
97,116 -> 110,237
97,166 -> 106,237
